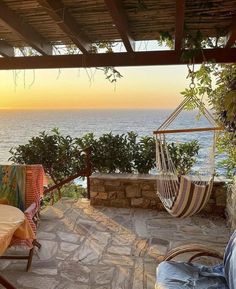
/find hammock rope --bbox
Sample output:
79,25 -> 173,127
154,95 -> 221,218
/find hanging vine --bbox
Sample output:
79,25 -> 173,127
91,42 -> 123,84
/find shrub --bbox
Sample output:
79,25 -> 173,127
75,132 -> 156,174
9,129 -> 200,179
168,140 -> 200,176
133,136 -> 156,174
42,183 -> 86,206
9,128 -> 85,185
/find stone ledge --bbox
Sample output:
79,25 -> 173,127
90,173 -> 157,181
90,173 -> 229,183
90,173 -> 227,214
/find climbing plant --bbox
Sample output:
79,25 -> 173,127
183,63 -> 236,178
158,27 -> 236,177
91,42 -> 123,83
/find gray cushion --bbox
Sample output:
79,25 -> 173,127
156,261 -> 229,289
224,230 -> 236,289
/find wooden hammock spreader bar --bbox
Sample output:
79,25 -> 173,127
153,127 -> 223,135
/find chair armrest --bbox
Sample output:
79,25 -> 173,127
164,244 -> 224,262
24,202 -> 37,215
24,202 -> 38,233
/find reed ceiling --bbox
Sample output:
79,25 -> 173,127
0,0 -> 235,69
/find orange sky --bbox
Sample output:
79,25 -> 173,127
0,65 -> 191,109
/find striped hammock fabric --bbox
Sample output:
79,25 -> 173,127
154,95 -> 219,218
157,175 -> 213,218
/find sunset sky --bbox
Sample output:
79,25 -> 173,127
0,64 -> 192,110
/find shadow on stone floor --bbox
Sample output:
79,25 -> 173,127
0,198 -> 230,289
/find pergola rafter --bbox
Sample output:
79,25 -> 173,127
36,0 -> 91,54
225,15 -> 236,48
0,48 -> 235,70
0,0 -> 52,55
104,0 -> 135,53
175,0 -> 185,52
0,39 -> 14,57
0,0 -> 235,68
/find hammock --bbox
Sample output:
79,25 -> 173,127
153,95 -> 222,218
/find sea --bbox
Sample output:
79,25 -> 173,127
0,109 -> 224,175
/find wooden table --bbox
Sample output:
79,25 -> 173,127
0,205 -> 26,255
0,204 -> 33,289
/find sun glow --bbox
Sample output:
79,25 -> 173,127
0,65 -> 190,110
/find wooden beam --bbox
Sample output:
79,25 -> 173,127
104,0 -> 135,52
175,0 -> 185,51
0,48 -> 236,70
36,0 -> 91,54
0,40 -> 14,57
0,0 -> 52,55
153,127 -> 223,135
225,15 -> 236,48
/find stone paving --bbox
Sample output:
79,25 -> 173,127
0,198 -> 230,289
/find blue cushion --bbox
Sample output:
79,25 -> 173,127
156,261 -> 229,289
224,230 -> 236,289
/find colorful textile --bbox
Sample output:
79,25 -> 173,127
25,165 -> 46,209
0,165 -> 45,250
0,165 -> 46,212
0,165 -> 26,211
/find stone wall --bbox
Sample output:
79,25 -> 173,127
90,173 -> 228,216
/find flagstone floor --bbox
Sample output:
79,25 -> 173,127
0,198 -> 230,289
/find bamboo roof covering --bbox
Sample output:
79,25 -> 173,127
0,0 -> 235,69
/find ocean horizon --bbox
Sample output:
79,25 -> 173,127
0,108 -> 221,173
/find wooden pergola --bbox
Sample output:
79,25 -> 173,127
0,0 -> 235,69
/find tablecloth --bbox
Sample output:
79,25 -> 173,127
0,204 -> 35,255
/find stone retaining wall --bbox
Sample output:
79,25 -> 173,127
90,173 -> 228,216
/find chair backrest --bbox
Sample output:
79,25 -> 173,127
224,230 -> 236,289
25,165 -> 45,209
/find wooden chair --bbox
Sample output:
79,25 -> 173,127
155,230 -> 236,289
0,165 -> 45,271
0,274 -> 17,289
